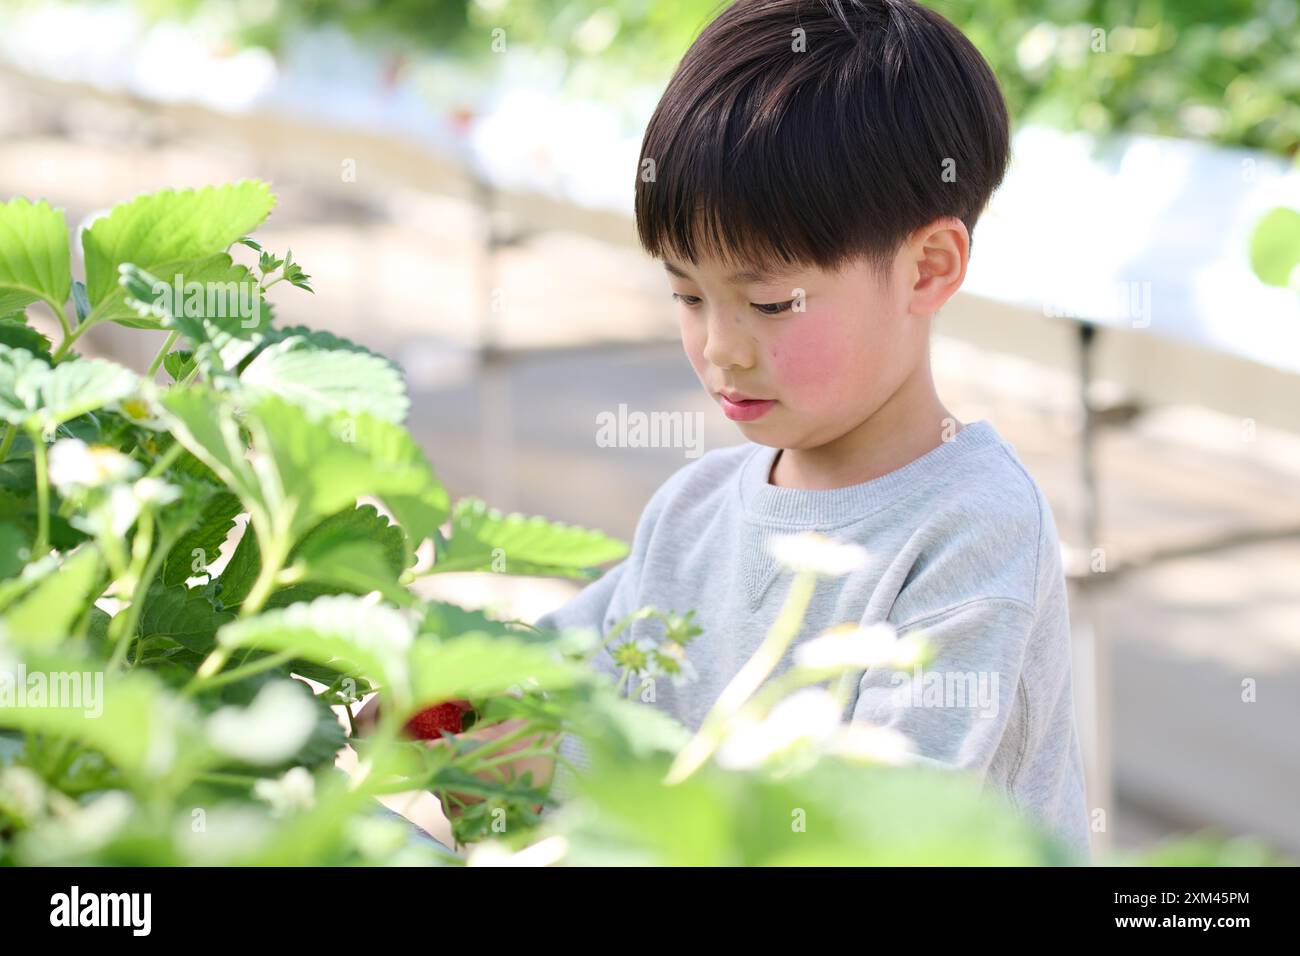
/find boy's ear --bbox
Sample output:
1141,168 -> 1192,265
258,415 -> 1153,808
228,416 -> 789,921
904,216 -> 970,317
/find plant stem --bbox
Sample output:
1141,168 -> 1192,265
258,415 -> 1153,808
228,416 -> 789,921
185,647 -> 298,695
144,440 -> 184,478
663,570 -> 817,785
50,315 -> 92,363
241,534 -> 289,617
108,518 -> 185,672
146,330 -> 180,376
30,429 -> 49,557
41,294 -> 71,341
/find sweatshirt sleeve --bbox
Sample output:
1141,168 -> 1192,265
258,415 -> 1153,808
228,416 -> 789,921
851,597 -> 1035,781
851,596 -> 1091,860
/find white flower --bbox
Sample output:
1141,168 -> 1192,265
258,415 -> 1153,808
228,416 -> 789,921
132,476 -> 181,507
207,681 -> 317,765
47,438 -> 140,491
829,722 -> 916,766
715,687 -> 843,771
767,531 -> 868,577
795,622 -> 899,670
253,767 -> 316,815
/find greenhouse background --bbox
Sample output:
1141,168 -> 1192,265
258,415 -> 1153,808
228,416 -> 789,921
1,0 -> 1298,860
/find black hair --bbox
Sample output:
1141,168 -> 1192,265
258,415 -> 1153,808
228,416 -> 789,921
634,0 -> 1010,277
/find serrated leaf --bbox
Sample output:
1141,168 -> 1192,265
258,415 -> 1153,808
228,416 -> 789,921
418,599 -> 528,641
160,387 -> 448,561
407,631 -> 580,706
0,198 -> 71,313
30,354 -> 139,430
0,344 -> 138,431
118,256 -> 270,371
137,580 -> 236,656
0,314 -> 52,363
433,497 -> 628,575
241,338 -> 409,424
82,180 -> 275,306
162,491 -> 242,587
162,349 -> 196,382
211,520 -> 260,608
285,504 -> 413,606
215,594 -> 417,704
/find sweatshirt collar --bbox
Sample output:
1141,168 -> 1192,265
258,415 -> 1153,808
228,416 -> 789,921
737,420 -> 1003,527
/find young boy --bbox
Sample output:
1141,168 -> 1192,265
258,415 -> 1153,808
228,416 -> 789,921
534,0 -> 1092,861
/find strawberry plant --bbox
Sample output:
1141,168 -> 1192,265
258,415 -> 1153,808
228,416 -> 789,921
0,181 -> 1275,866
0,180 -> 651,862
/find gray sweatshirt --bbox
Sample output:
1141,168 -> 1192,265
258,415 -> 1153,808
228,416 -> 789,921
535,420 -> 1092,861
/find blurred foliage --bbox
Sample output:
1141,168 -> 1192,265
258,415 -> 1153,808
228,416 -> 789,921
88,0 -> 1300,156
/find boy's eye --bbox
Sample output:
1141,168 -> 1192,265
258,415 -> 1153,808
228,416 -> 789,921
671,292 -> 703,308
751,299 -> 794,315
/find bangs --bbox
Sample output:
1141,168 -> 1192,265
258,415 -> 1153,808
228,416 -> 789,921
635,63 -> 895,277
633,0 -> 1010,280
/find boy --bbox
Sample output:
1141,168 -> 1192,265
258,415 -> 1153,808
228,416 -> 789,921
535,0 -> 1091,861
374,0 -> 1089,861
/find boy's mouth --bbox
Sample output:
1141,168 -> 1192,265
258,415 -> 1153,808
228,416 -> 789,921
718,391 -> 777,422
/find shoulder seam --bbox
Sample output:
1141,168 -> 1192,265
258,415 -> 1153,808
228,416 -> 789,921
895,594 -> 1035,632
994,444 -> 1045,608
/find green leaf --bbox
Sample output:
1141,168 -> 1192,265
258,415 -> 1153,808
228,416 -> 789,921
0,345 -> 138,431
82,180 -> 275,306
433,497 -> 628,575
0,545 -> 103,649
419,599 -> 530,642
137,580 -> 236,656
0,198 -> 71,313
31,355 -> 139,431
162,491 -> 242,587
408,631 -> 581,706
215,595 -> 417,704
160,388 -> 448,561
286,504 -> 414,606
240,338 -> 410,424
0,314 -> 52,363
118,256 -> 269,355
210,520 -> 260,608
0,522 -> 28,579
162,349 -> 196,382
0,658 -> 210,780
1250,206 -> 1300,289
71,280 -> 90,324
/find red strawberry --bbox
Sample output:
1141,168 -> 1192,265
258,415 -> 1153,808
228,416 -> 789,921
403,699 -> 474,741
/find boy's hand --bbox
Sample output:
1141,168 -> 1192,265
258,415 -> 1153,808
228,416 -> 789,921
348,695 -> 554,819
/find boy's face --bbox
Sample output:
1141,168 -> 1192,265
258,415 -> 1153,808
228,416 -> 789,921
664,248 -> 930,450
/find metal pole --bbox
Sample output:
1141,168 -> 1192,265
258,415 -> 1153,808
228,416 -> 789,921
1075,320 -> 1112,853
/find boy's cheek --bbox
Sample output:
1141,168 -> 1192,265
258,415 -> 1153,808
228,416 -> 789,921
766,317 -> 871,406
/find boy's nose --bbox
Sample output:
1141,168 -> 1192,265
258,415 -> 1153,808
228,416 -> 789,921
701,309 -> 755,371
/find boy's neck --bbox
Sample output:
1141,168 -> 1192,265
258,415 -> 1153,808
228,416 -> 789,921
768,360 -> 960,491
